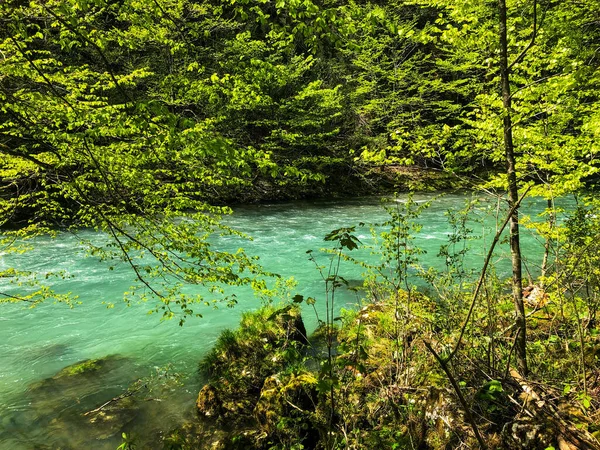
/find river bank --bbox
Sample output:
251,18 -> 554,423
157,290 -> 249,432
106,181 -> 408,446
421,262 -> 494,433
172,295 -> 600,449
217,165 -> 469,205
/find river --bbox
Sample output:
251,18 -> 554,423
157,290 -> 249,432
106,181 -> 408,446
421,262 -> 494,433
0,192 -> 573,449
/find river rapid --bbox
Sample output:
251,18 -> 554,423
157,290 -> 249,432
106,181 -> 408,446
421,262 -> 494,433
0,193 -> 574,449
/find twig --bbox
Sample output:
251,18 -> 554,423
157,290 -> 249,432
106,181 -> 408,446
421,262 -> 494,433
504,327 -> 521,380
507,0 -> 538,71
446,186 -> 531,363
41,4 -> 133,104
0,291 -> 35,302
84,382 -> 146,416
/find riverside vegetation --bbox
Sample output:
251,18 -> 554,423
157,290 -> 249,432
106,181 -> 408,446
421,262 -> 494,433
1,0 -> 600,448
162,196 -> 600,450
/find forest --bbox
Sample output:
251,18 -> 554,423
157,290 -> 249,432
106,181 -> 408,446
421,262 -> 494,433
1,0 -> 600,448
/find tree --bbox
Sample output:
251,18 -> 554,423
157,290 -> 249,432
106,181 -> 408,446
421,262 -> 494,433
498,0 -> 528,375
0,0 -> 392,317
0,0 -> 276,321
407,0 -> 600,373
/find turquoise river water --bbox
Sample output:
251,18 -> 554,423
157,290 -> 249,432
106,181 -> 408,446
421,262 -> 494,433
0,193 -> 574,449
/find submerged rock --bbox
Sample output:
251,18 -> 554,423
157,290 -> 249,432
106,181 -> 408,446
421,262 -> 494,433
3,355 -> 144,449
27,355 -> 132,411
55,358 -> 104,377
23,342 -> 72,363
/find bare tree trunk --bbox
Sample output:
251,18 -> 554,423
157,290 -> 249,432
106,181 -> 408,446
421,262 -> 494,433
498,0 -> 528,376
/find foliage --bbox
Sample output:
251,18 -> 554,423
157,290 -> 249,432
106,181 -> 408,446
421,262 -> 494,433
1,0 -> 600,445
1,0 -> 288,318
3,0 -> 597,315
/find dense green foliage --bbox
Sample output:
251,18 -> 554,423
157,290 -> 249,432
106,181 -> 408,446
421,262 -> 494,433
4,0 -> 597,212
2,0 -> 600,447
2,0 -> 598,316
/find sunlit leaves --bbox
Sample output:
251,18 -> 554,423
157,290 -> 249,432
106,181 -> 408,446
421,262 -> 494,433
324,227 -> 361,252
0,0 -> 283,320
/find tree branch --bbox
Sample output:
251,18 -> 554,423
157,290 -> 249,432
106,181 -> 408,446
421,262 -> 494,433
0,291 -> 35,303
0,142 -> 53,169
507,0 -> 538,71
446,186 -> 531,363
424,340 -> 488,449
41,4 -> 133,105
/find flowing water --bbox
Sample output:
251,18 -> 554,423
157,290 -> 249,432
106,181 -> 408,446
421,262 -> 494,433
0,193 -> 574,449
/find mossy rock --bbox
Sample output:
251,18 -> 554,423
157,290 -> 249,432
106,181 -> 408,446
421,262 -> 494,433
196,384 -> 224,419
33,354 -> 130,401
56,358 -> 103,377
163,421 -> 228,450
254,370 -> 317,425
253,370 -> 319,449
9,354 -> 140,448
164,420 -> 268,450
501,418 -> 555,450
197,305 -> 309,426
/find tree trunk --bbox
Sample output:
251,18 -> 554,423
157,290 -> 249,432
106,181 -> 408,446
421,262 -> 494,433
541,198 -> 554,281
498,0 -> 528,376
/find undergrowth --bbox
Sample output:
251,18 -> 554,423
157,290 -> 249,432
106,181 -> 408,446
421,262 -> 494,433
164,195 -> 600,449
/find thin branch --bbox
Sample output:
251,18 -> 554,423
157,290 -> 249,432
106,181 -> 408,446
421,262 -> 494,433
84,382 -> 146,416
41,4 -> 133,104
446,186 -> 531,363
508,0 -> 538,71
7,34 -> 75,109
104,218 -> 166,301
504,327 -> 521,379
65,173 -> 167,300
0,291 -> 35,302
0,143 -> 53,169
424,341 -> 488,450
509,73 -> 561,101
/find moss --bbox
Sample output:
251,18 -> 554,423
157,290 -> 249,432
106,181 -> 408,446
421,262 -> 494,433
253,370 -> 319,449
27,355 -> 128,393
197,305 -> 309,427
193,290 -> 600,450
13,355 -> 147,448
56,358 -> 102,377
